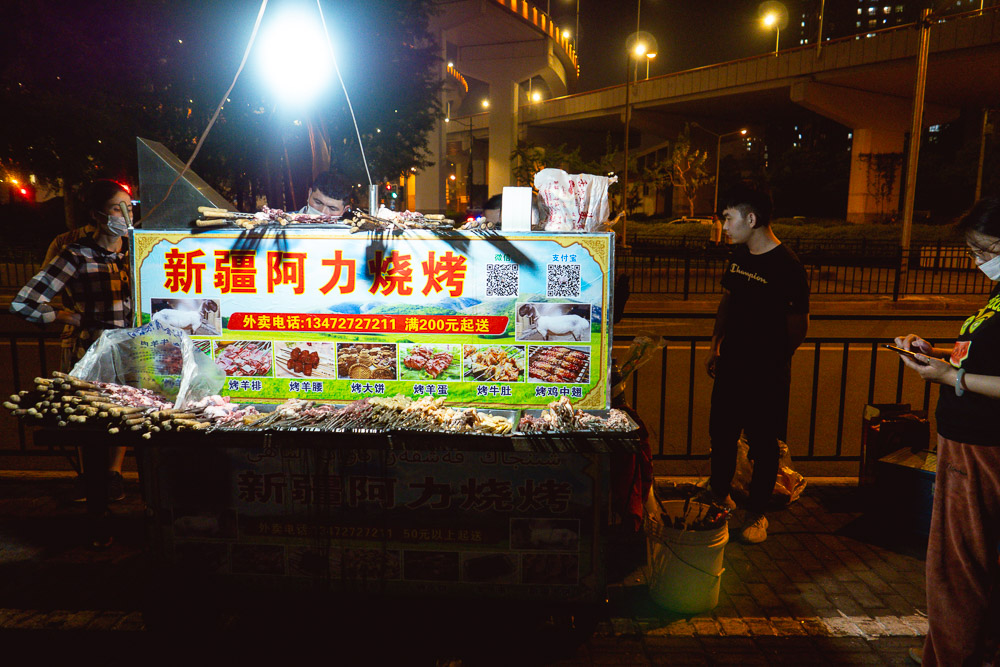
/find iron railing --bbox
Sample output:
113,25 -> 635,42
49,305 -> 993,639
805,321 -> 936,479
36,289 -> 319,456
619,238 -> 990,299
0,318 -> 965,465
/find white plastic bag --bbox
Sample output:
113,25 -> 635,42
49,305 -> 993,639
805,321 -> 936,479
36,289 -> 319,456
70,321 -> 225,409
534,168 -> 618,232
731,437 -> 807,507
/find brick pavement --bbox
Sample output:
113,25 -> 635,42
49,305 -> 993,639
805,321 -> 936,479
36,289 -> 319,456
0,474 -> 927,665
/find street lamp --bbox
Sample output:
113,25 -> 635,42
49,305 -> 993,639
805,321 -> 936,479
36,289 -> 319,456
645,52 -> 656,79
622,30 -> 657,247
759,1 -> 787,57
692,123 -> 748,215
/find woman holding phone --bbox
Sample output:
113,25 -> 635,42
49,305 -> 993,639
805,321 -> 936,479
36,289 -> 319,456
893,197 -> 1000,666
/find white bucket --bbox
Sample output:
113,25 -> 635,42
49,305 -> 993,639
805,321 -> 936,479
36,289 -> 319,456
645,500 -> 728,614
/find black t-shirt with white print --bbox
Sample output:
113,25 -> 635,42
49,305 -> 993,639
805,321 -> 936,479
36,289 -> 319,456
936,283 -> 1000,446
719,243 -> 810,369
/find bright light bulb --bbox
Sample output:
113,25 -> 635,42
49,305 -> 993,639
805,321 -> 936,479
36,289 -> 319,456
646,52 -> 657,60
763,12 -> 777,27
562,29 -> 571,39
257,9 -> 334,107
447,61 -> 454,68
740,129 -> 748,135
531,91 -> 542,102
482,99 -> 490,108
634,43 -> 647,56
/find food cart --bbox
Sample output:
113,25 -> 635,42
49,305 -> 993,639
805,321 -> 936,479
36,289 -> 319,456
11,139 -> 637,605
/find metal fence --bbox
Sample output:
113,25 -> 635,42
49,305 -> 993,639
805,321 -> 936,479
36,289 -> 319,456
0,248 -> 45,289
0,318 -> 962,467
620,238 -> 990,299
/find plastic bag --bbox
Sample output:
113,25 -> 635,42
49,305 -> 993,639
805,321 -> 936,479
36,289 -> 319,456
70,320 -> 225,409
534,168 -> 618,232
730,436 -> 807,507
611,334 -> 666,400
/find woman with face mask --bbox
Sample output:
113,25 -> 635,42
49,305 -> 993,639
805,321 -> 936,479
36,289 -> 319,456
892,197 -> 1000,667
10,178 -> 134,505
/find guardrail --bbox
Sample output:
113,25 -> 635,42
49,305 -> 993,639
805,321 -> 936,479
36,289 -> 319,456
0,319 -> 963,467
0,248 -> 45,289
619,238 -> 990,299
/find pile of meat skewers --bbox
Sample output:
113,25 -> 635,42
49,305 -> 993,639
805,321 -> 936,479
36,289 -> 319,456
517,397 -> 633,434
2,373 -> 262,439
402,345 -> 454,379
194,206 -> 455,234
230,394 -> 513,436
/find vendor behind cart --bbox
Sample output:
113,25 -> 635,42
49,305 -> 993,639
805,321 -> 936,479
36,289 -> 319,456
10,178 -> 133,503
299,170 -> 353,217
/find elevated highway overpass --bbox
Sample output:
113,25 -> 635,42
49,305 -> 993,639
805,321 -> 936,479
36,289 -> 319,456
442,7 -> 1000,221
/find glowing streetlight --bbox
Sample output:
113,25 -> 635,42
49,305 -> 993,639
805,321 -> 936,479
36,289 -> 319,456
759,2 -> 787,57
531,91 -> 542,103
481,99 -> 490,108
645,52 -> 656,79
562,29 -> 571,40
693,123 -> 749,214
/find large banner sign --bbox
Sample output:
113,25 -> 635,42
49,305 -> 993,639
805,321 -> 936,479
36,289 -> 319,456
133,230 -> 613,408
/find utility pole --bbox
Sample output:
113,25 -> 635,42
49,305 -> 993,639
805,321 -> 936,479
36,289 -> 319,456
816,0 -> 826,59
899,8 -> 932,297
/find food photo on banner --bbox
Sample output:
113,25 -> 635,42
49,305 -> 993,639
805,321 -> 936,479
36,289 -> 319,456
132,229 -> 612,408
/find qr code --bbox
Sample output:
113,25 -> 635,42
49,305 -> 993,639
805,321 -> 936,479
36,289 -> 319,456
485,263 -> 519,297
547,264 -> 582,297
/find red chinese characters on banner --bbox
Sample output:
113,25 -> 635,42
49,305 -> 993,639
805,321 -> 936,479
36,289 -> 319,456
163,248 -> 206,293
421,251 -> 467,297
266,251 -> 306,295
213,250 -> 257,294
368,250 -> 413,296
319,250 -> 356,295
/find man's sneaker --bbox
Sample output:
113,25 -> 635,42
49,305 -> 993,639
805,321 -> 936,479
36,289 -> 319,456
107,471 -> 125,502
739,513 -> 768,544
70,474 -> 87,503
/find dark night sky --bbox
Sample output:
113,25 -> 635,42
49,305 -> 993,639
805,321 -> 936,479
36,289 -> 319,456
545,0 -> 806,91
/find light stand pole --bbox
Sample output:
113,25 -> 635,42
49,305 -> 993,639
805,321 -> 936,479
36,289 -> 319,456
899,8 -> 932,297
692,123 -> 747,214
622,50 -> 631,248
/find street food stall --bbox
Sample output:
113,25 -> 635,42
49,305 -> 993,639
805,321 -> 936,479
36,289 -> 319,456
7,139 -> 636,604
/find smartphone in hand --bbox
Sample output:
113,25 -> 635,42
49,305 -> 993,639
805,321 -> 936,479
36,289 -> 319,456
883,343 -> 929,365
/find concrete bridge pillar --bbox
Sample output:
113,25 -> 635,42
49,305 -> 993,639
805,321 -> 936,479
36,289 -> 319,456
791,82 -> 958,224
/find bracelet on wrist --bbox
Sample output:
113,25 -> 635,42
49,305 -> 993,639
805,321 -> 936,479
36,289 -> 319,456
955,368 -> 967,397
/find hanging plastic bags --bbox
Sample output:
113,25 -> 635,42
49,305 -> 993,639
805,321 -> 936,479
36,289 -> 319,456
70,320 -> 224,409
534,168 -> 618,232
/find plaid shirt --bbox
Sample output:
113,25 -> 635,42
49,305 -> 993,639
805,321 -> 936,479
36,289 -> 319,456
11,235 -> 132,329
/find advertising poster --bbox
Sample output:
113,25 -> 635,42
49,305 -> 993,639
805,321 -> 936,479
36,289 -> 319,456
133,230 -> 613,408
144,445 -> 607,602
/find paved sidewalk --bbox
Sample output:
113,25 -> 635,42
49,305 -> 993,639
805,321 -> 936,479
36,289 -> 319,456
0,474 -> 927,664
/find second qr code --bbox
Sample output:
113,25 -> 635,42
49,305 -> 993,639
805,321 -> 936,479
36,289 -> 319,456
485,263 -> 519,297
546,264 -> 582,298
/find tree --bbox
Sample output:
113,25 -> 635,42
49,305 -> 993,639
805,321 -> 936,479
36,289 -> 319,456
643,125 -> 712,218
858,152 -> 904,221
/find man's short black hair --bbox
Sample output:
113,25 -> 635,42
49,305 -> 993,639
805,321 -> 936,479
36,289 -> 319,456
309,171 -> 354,202
720,184 -> 773,228
484,194 -> 503,211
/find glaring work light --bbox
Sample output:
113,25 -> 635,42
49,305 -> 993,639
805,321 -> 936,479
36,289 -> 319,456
257,10 -> 333,106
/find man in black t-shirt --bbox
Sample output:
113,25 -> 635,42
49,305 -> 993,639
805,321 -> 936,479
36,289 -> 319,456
704,186 -> 810,544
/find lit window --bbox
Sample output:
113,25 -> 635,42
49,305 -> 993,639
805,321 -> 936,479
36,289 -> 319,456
801,21 -> 805,27
858,7 -> 862,13
848,132 -> 853,139
883,6 -> 891,13
869,19 -> 877,26
895,5 -> 903,10
868,7 -> 876,15
856,21 -> 862,27
929,125 -> 940,133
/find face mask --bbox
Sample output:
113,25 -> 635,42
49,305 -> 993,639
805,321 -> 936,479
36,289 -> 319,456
104,215 -> 129,238
305,205 -> 324,216
978,255 -> 1000,281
